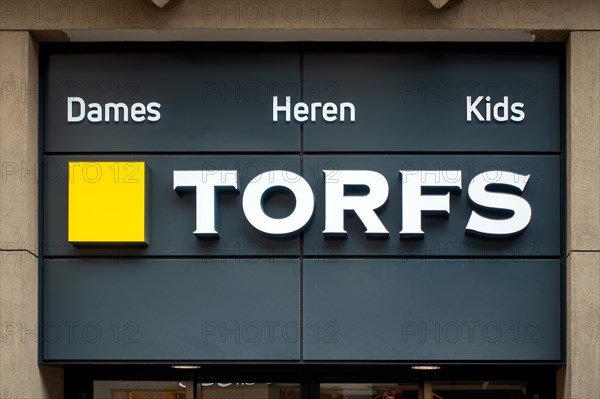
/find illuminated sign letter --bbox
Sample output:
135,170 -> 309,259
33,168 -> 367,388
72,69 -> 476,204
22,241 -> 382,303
323,170 -> 390,238
242,170 -> 314,235
399,170 -> 462,238
466,171 -> 531,236
173,170 -> 239,237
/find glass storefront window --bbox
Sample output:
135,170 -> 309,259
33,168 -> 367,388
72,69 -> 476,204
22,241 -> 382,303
197,383 -> 300,399
94,381 -> 187,399
320,384 -> 419,399
93,380 -> 528,399
432,381 -> 527,399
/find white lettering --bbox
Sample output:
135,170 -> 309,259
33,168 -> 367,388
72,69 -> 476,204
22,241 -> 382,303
67,97 -> 162,123
146,102 -> 161,122
173,170 -> 239,237
294,102 -> 309,122
511,102 -> 525,122
172,168 -> 533,239
323,170 -> 389,238
339,102 -> 356,122
493,96 -> 509,122
467,96 -> 525,123
104,102 -> 129,122
322,103 -> 337,122
67,97 -> 85,122
466,96 -> 484,122
310,102 -> 322,122
242,170 -> 314,236
273,96 -> 291,122
272,96 -> 356,123
130,103 -> 147,122
399,170 -> 462,238
87,103 -> 102,123
466,171 -> 531,236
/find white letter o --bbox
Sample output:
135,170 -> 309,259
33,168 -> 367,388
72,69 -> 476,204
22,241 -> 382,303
242,170 -> 314,235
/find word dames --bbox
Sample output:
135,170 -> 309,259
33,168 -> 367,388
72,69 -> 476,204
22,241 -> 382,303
173,169 -> 531,238
67,97 -> 161,123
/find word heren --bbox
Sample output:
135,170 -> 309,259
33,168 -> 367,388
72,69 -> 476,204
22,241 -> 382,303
67,97 -> 161,123
273,96 -> 356,123
174,169 -> 531,238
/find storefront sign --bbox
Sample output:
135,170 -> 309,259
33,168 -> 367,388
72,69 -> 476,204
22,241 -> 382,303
41,47 -> 563,363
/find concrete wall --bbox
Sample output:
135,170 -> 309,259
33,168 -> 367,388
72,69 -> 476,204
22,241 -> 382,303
0,31 -> 64,399
0,1 -> 599,398
0,0 -> 598,31
558,31 -> 600,399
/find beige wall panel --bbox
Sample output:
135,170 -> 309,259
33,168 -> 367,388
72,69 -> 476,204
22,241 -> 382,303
0,250 -> 64,399
560,252 -> 600,399
0,0 -> 598,32
0,31 -> 38,255
0,31 -> 63,399
568,31 -> 600,252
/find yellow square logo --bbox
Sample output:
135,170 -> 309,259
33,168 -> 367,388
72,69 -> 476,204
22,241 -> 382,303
68,162 -> 147,245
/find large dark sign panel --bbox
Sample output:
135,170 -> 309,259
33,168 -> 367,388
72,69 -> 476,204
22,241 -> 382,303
303,53 -> 560,152
303,259 -> 560,361
45,53 -> 301,153
41,46 -> 563,362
